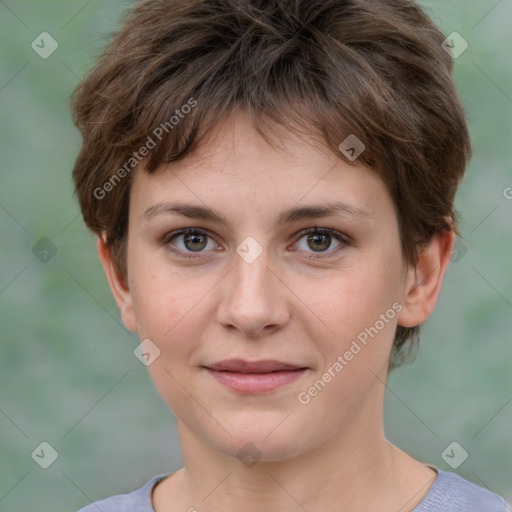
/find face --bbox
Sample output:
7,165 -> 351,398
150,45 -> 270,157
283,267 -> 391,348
101,110 -> 449,463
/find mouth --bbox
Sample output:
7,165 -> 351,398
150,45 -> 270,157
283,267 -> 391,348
202,359 -> 309,394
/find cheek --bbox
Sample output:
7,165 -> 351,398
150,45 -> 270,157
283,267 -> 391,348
310,269 -> 398,334
129,269 -> 208,409
128,259 -> 201,351
128,239 -> 197,331
294,270 -> 400,430
301,259 -> 402,373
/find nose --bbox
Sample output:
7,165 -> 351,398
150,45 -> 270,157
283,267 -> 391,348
216,247 -> 291,338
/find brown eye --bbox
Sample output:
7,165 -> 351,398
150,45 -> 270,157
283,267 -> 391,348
293,228 -> 350,258
306,232 -> 332,252
165,228 -> 217,257
182,231 -> 208,251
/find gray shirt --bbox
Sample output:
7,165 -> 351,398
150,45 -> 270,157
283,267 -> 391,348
77,468 -> 510,511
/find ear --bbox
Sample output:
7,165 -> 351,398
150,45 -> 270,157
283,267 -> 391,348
397,227 -> 455,328
97,235 -> 138,333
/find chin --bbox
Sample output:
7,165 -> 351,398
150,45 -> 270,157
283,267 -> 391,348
210,412 -> 312,463
219,435 -> 304,464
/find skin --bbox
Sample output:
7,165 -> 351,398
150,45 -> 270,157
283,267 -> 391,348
98,110 -> 454,512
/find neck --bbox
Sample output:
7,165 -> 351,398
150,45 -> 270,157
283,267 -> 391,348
185,421 -> 392,511
154,401 -> 436,512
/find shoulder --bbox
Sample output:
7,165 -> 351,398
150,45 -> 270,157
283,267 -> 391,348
76,474 -> 168,512
415,468 -> 511,512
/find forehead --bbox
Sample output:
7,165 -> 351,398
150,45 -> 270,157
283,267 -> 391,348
129,111 -> 391,226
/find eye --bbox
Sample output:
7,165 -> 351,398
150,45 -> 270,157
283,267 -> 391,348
164,228 -> 218,258
292,227 -> 350,258
162,226 -> 351,261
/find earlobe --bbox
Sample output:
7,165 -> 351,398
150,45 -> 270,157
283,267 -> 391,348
96,235 -> 138,333
397,228 -> 455,328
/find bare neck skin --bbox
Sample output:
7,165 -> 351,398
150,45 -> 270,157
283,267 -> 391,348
152,387 -> 436,512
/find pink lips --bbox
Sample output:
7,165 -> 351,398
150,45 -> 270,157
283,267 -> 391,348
204,359 -> 307,394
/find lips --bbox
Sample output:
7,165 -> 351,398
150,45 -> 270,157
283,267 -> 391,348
203,359 -> 308,394
205,359 -> 305,373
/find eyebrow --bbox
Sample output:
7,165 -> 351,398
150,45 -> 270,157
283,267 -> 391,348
142,200 -> 372,229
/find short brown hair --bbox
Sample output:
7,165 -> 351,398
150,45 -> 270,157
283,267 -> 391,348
71,0 -> 471,367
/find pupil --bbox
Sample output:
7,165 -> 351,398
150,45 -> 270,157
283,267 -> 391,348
185,233 -> 207,251
308,233 -> 330,252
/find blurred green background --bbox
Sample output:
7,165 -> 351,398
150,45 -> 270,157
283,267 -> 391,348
0,1 -> 511,510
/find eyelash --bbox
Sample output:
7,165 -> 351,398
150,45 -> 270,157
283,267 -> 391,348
162,227 -> 352,261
